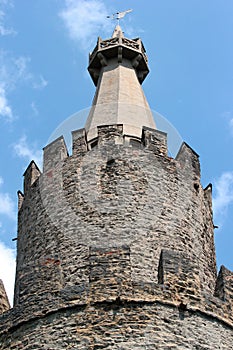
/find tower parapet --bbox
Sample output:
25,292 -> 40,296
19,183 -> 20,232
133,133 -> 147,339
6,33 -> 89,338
88,25 -> 149,86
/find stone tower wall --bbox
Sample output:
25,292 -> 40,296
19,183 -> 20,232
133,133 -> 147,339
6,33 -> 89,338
14,125 -> 217,306
0,125 -> 233,348
1,302 -> 233,349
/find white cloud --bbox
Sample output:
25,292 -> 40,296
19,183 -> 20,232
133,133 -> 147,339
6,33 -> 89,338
13,56 -> 32,82
221,111 -> 233,137
33,75 -> 48,90
0,85 -> 13,120
0,175 -> 16,219
0,52 -> 48,121
30,101 -> 39,116
60,0 -> 110,50
0,191 -> 15,219
0,241 -> 16,306
3,55 -> 44,89
213,171 -> 233,220
0,1 -> 16,37
13,136 -> 42,169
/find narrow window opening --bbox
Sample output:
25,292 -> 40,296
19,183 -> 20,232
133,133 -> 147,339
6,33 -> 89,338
107,159 -> 115,167
91,140 -> 98,149
129,139 -> 142,149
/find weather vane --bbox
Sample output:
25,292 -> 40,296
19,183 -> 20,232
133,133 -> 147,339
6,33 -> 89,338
107,9 -> 133,25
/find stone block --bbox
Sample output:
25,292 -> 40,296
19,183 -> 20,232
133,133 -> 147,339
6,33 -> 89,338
158,249 -> 201,299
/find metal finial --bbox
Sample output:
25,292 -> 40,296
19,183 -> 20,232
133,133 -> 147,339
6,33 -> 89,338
107,9 -> 133,25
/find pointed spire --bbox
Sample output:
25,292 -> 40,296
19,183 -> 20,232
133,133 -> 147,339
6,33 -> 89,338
86,27 -> 155,142
112,24 -> 124,38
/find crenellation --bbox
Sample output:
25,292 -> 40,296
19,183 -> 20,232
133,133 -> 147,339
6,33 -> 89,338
215,266 -> 233,307
23,161 -> 41,196
43,136 -> 68,173
176,141 -> 200,178
72,128 -> 88,156
142,126 -> 167,156
97,124 -> 124,144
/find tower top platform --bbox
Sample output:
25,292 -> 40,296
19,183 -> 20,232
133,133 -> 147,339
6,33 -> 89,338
88,24 -> 149,86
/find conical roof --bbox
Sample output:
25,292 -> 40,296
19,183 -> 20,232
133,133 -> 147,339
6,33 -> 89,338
86,26 -> 155,142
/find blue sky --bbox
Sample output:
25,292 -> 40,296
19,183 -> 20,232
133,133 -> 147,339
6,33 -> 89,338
0,0 -> 233,303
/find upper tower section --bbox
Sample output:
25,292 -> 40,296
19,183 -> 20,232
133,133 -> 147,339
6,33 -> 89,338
88,24 -> 149,86
85,24 -> 156,142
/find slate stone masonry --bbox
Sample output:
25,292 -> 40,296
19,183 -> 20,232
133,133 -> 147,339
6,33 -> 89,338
0,125 -> 233,348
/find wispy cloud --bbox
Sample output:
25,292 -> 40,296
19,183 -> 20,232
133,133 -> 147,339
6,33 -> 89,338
0,0 -> 16,37
13,56 -> 32,82
0,241 -> 16,305
213,171 -> 233,223
0,52 -> 48,121
0,52 -> 31,121
0,176 -> 16,220
59,0 -> 111,50
13,136 -> 42,168
0,54 -> 35,89
0,192 -> 15,219
33,75 -> 48,90
221,111 -> 233,137
30,101 -> 39,116
0,85 -> 13,120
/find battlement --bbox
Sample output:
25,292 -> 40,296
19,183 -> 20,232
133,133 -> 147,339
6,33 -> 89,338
23,161 -> 41,195
20,124 -> 203,201
18,125 -> 213,283
40,124 -> 199,169
43,136 -> 69,172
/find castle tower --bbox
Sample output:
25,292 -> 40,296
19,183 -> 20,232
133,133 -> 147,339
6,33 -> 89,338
0,25 -> 233,349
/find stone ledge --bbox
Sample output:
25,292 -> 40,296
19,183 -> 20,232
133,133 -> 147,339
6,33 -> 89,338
1,276 -> 233,337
